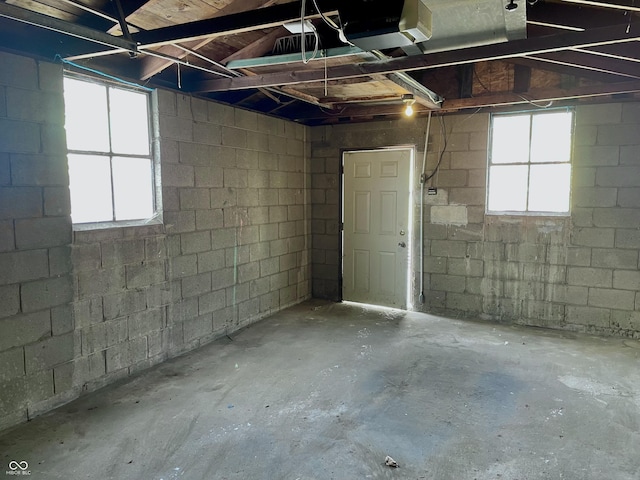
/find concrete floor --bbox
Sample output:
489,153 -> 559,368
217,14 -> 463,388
2,300 -> 640,480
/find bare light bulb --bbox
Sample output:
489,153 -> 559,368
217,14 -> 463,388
405,104 -> 414,116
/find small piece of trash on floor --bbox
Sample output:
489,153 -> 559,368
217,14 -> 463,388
384,455 -> 399,468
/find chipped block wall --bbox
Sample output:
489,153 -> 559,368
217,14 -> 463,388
0,51 -> 311,431
310,102 -> 640,338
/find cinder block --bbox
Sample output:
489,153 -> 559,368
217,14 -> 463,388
195,166 -> 223,188
210,187 -> 237,208
43,187 -> 71,217
223,207 -> 248,228
248,206 -> 269,225
279,253 -> 297,271
238,297 -> 260,322
227,283 -> 250,306
169,254 -> 197,278
617,188 -> 640,208
40,123 -> 67,155
221,126 -> 246,148
162,163 -> 194,187
593,208 -> 640,228
0,220 -> 13,253
591,248 -> 637,269
0,249 -> 49,286
82,318 -> 127,354
570,227 -> 614,248
51,304 -> 73,336
446,292 -> 482,312
246,131 -> 269,152
577,103 -> 622,125
15,217 -> 71,250
105,336 -> 147,373
197,249 -> 225,273
573,187 -> 617,208
126,260 -> 166,288
158,115 -> 193,142
193,123 -> 221,145
250,242 -> 270,262
180,188 -> 210,210
103,289 -> 147,320
184,314 -> 213,343
596,124 -> 640,146
102,240 -> 144,268
195,209 -> 223,231
10,154 -> 67,186
24,332 -> 73,373
546,284 -> 588,305
484,260 -> 521,280
430,240 -> 467,258
181,231 -> 211,254
448,258 -> 483,277
211,267 -> 235,290
224,168 -> 248,188
615,229 -> 640,248
164,211 -> 196,233
573,146 -> 620,167
259,224 -> 279,242
166,297 -> 198,324
237,188 -> 260,207
0,187 -> 42,220
73,297 -> 103,328
611,310 -> 640,331
431,274 -> 465,293
0,310 -> 50,352
613,270 -> 640,291
505,243 -> 546,263
198,290 -> 226,315
588,288 -> 635,310
259,189 -> 279,206
22,275 -> 73,312
181,272 -> 212,298
248,170 -> 269,189
212,228 -> 237,249
596,167 -> 640,187
250,277 -> 271,298
620,145 -> 639,165
567,266 -> 612,288
128,308 -> 165,339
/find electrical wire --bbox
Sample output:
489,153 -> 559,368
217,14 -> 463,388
301,0 -> 319,64
424,114 -> 447,183
311,0 -> 342,31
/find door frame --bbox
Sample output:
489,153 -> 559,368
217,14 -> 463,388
340,146 -> 415,308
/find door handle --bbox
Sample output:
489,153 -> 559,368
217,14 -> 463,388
398,242 -> 406,248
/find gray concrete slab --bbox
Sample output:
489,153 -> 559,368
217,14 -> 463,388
2,300 -> 640,479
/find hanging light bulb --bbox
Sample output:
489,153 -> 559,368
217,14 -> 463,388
402,94 -> 415,117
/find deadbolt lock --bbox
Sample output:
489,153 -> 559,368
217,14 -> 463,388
399,230 -> 405,236
398,242 -> 406,248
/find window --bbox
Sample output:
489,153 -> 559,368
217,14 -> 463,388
487,109 -> 573,215
63,75 -> 158,225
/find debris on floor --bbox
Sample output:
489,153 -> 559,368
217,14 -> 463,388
384,455 -> 399,468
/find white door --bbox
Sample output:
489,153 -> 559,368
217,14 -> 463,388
342,148 -> 411,309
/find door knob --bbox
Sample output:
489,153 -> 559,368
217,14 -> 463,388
398,242 -> 406,248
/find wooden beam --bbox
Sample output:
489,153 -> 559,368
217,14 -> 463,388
513,64 -> 532,92
221,28 -> 286,65
133,0 -> 340,50
528,50 -> 640,79
189,24 -> 640,92
440,80 -> 640,110
137,0 -> 282,80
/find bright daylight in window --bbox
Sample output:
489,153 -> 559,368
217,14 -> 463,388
63,75 -> 156,225
487,109 -> 573,215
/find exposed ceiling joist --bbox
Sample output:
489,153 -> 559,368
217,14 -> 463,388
190,24 -> 640,92
0,1 -> 136,53
133,0 -> 340,50
528,50 -> 640,79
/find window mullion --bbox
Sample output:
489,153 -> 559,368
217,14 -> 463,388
106,86 -> 117,222
525,113 -> 533,213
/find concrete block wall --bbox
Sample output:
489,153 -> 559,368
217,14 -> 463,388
0,51 -> 311,432
310,102 -> 640,338
0,52 -> 74,429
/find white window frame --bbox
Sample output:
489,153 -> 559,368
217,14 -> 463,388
486,108 -> 574,217
63,73 -> 162,230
